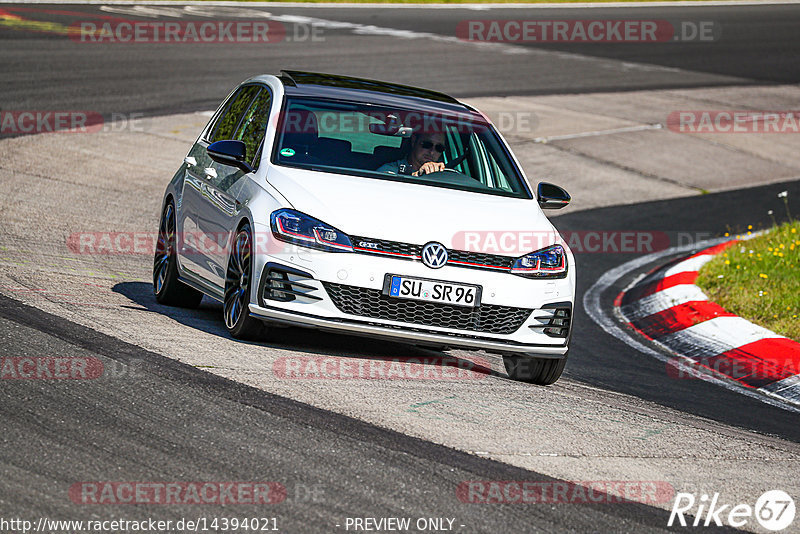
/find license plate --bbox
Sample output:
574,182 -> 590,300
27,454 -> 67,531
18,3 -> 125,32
385,275 -> 481,308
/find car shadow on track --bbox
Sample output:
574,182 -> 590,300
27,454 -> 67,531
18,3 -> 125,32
112,281 -> 496,377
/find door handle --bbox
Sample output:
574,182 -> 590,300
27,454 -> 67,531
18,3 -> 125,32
184,156 -> 197,167
204,167 -> 217,179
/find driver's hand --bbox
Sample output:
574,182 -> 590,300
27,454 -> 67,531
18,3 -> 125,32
413,162 -> 446,176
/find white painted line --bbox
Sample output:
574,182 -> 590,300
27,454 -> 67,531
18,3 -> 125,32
660,254 -> 714,278
533,123 -> 663,144
773,384 -> 800,402
634,253 -> 713,287
678,315 -> 781,347
99,4 -> 274,17
244,12 -> 533,56
655,330 -> 732,360
253,11 -> 707,72
583,238 -> 800,413
619,284 -> 707,321
10,1 -> 800,8
1,3 -> 747,76
762,374 -> 800,394
657,316 -> 779,360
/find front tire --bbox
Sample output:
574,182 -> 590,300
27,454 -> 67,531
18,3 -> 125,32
503,354 -> 567,385
223,224 -> 266,340
153,201 -> 204,308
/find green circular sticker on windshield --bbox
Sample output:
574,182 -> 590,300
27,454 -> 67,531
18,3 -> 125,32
280,148 -> 295,157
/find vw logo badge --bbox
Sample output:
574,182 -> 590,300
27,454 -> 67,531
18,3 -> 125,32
421,242 -> 448,269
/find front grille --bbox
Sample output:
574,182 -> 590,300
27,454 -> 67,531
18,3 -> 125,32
322,282 -> 531,334
350,235 -> 513,271
351,236 -> 421,259
447,250 -> 514,270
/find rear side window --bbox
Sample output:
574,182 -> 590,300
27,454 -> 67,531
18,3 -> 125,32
235,88 -> 272,167
209,85 -> 261,143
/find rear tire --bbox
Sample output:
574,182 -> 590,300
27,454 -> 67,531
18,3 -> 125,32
223,223 -> 266,340
153,201 -> 204,308
503,354 -> 567,385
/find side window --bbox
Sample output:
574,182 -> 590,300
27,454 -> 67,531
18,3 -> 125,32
205,89 -> 240,141
209,85 -> 261,143
234,88 -> 272,167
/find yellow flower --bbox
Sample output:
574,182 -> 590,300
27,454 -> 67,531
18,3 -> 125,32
768,247 -> 773,251
792,228 -> 797,233
780,244 -> 785,249
724,232 -> 730,237
747,225 -> 753,230
778,252 -> 784,257
759,273 -> 768,278
724,260 -> 730,265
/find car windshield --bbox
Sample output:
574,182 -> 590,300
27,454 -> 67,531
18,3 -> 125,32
272,97 -> 532,199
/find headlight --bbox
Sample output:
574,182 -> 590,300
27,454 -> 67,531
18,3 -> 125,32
270,208 -> 353,253
511,244 -> 567,278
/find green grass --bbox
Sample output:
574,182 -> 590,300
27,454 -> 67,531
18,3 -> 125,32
696,221 -> 800,342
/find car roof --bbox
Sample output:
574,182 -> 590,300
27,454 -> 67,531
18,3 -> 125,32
278,70 -> 481,118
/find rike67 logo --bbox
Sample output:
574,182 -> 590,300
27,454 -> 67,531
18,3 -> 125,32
669,490 -> 795,531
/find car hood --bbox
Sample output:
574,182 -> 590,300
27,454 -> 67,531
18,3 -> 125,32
267,166 -> 560,254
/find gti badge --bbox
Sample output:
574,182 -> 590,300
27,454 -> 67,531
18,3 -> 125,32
421,242 -> 448,269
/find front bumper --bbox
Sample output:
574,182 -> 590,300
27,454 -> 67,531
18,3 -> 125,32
249,301 -> 569,357
249,231 -> 575,357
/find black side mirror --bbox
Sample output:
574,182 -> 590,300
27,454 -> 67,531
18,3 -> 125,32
537,182 -> 571,210
207,140 -> 254,174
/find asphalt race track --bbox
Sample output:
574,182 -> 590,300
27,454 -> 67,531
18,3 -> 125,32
2,3 -> 800,116
1,3 -> 799,533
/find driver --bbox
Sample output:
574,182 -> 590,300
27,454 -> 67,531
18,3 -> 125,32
377,132 -> 446,176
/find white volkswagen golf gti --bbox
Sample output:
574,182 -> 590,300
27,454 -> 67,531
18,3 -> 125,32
154,71 -> 575,384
